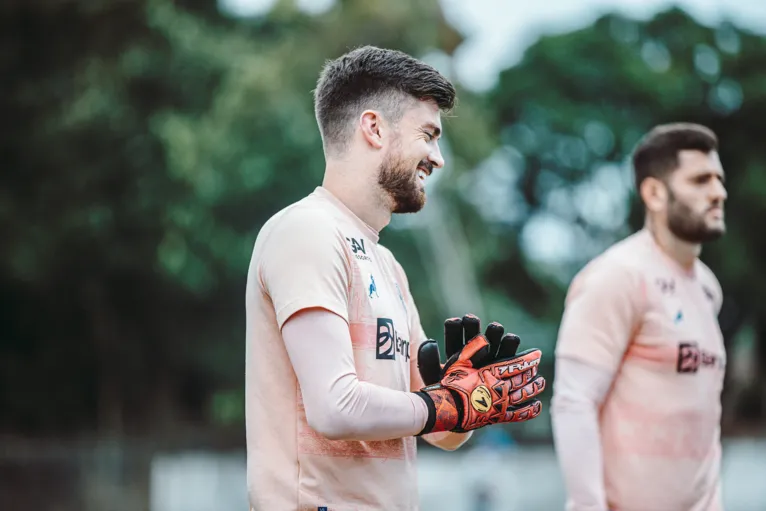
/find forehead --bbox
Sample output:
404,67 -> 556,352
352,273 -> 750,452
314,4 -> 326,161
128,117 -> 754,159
400,98 -> 442,128
675,149 -> 724,177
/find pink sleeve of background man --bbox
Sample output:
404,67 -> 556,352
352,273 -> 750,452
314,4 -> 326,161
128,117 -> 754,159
552,260 -> 645,510
552,357 -> 616,511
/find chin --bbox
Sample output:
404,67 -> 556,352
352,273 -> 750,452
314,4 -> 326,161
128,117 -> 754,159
393,193 -> 426,214
700,227 -> 726,242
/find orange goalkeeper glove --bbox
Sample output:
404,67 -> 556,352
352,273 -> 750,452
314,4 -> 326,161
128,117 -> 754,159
414,315 -> 545,435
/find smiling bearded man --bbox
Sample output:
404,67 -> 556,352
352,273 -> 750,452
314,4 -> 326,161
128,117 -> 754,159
243,45 -> 548,511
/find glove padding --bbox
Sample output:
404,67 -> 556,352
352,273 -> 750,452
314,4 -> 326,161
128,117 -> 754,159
415,314 -> 545,435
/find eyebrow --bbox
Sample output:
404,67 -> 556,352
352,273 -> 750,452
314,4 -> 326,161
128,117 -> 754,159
690,169 -> 726,182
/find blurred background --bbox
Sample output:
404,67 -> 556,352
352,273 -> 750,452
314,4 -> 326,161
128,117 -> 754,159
2,0 -> 765,509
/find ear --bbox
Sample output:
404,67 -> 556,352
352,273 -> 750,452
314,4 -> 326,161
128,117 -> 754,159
640,176 -> 668,213
359,110 -> 384,150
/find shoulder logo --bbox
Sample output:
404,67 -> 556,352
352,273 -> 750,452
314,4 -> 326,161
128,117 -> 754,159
345,236 -> 372,262
347,237 -> 366,254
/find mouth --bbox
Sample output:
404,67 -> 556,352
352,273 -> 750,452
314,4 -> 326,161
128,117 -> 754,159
417,166 -> 432,182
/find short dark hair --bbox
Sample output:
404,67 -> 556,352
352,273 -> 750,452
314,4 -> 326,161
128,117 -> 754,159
313,45 -> 456,155
632,122 -> 719,195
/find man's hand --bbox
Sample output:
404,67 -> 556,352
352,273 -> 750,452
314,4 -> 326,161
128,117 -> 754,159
414,315 -> 546,435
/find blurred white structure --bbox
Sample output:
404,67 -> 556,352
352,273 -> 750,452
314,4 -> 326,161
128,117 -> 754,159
149,439 -> 766,511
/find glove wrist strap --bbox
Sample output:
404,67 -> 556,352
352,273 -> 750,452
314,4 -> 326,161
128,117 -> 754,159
414,386 -> 461,435
414,390 -> 437,436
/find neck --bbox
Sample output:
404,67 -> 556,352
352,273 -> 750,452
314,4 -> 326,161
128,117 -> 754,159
644,216 -> 700,270
322,159 -> 392,232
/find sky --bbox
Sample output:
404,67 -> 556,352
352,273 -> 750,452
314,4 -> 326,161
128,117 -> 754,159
439,0 -> 766,91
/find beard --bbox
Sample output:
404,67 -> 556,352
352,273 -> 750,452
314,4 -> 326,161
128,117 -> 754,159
377,151 -> 428,214
666,188 -> 725,243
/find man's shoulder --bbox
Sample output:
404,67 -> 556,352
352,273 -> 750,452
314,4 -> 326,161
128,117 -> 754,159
375,243 -> 396,263
574,232 -> 647,284
373,243 -> 413,291
696,258 -> 720,285
695,258 -> 723,307
257,193 -> 341,243
376,242 -> 407,272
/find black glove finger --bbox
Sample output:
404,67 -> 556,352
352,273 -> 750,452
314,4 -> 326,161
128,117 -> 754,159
496,333 -> 521,360
462,314 -> 481,344
417,339 -> 443,385
444,317 -> 464,359
484,322 -> 505,358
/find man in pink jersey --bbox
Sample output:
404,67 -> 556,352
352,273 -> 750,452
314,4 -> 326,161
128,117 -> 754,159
551,123 -> 728,511
245,46 -> 547,511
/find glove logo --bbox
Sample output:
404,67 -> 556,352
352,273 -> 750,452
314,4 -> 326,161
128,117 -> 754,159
470,385 -> 492,413
496,358 -> 539,376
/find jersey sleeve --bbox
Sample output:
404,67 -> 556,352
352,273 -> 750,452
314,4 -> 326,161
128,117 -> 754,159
258,208 -> 352,329
555,259 -> 646,373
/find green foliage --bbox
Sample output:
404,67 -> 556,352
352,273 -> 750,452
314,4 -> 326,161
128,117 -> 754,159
2,1 -> 764,437
0,0 -> 472,435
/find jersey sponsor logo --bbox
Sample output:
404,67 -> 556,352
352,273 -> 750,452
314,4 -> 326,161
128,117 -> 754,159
345,236 -> 372,262
677,341 -> 724,373
495,358 -> 540,376
376,318 -> 410,361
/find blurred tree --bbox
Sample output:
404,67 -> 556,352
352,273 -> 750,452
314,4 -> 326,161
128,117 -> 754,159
473,8 -> 766,431
0,0 -> 483,437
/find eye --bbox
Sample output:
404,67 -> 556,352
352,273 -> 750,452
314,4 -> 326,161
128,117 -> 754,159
424,131 -> 435,141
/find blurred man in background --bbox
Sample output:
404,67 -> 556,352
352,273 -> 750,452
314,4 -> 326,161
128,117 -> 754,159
244,46 -> 545,511
551,123 -> 728,511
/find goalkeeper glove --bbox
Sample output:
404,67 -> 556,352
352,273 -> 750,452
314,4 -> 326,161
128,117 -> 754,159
414,314 -> 545,435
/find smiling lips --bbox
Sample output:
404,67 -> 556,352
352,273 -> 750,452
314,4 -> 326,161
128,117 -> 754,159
417,162 -> 433,182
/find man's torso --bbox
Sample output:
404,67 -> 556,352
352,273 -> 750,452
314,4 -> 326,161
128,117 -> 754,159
596,232 -> 726,511
245,188 -> 422,510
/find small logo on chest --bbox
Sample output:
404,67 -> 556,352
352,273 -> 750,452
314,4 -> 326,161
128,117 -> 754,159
656,277 -> 676,295
368,274 -> 379,298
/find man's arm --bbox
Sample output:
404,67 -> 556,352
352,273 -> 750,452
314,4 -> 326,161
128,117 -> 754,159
551,261 -> 645,511
551,358 -> 615,511
282,307 -> 430,441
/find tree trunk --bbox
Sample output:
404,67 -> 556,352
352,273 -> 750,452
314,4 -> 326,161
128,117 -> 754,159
84,276 -> 124,437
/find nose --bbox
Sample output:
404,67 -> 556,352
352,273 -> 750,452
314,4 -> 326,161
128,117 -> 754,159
429,144 -> 445,169
711,178 -> 727,202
